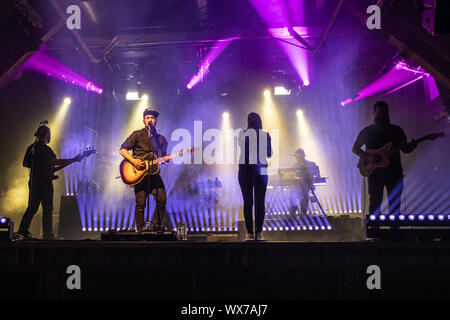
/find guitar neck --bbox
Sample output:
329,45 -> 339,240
390,134 -> 438,155
153,150 -> 188,163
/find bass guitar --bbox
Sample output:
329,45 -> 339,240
119,147 -> 195,186
358,132 -> 444,177
52,147 -> 96,180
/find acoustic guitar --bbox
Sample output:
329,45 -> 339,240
358,132 -> 444,177
119,147 -> 195,186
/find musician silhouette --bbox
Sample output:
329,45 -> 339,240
290,148 -> 319,216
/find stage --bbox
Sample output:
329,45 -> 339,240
2,239 -> 450,300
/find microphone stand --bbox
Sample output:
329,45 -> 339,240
146,123 -> 163,233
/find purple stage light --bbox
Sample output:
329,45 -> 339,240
186,38 -> 236,89
379,215 -> 386,221
0,218 -> 6,224
438,215 -> 444,221
268,27 -> 310,86
24,50 -> 102,94
399,215 -> 405,221
408,215 -> 415,220
369,215 -> 376,221
340,61 -> 429,106
428,215 -> 435,221
418,215 -> 425,221
389,215 -> 396,221
327,226 -> 332,230
249,0 -> 309,85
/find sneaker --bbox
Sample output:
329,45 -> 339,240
255,233 -> 265,241
245,233 -> 254,241
14,231 -> 32,241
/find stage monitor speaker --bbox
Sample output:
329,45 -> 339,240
58,196 -> 84,240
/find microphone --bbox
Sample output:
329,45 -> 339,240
40,120 -> 48,125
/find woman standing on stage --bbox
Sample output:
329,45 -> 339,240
238,112 -> 272,241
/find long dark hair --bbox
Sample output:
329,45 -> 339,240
34,125 -> 50,139
247,112 -> 262,130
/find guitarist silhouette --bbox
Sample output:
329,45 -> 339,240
352,101 -> 418,219
16,124 -> 93,241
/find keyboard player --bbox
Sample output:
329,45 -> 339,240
291,148 -> 320,216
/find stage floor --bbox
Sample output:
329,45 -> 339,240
2,239 -> 450,299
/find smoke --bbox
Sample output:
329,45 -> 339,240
0,159 -> 29,221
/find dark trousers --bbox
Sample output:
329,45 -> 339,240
368,169 -> 404,215
291,187 -> 309,215
238,166 -> 268,235
19,181 -> 54,236
134,174 -> 167,230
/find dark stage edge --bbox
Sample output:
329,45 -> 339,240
1,240 -> 450,300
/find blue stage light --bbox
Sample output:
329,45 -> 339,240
428,215 -> 434,221
379,215 -> 386,221
369,215 -> 376,221
438,215 -> 444,221
399,215 -> 405,220
419,215 -> 425,221
408,215 -> 415,220
389,215 -> 395,221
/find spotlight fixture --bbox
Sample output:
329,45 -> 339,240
0,217 -> 13,241
222,112 -> 229,119
263,89 -> 271,98
126,91 -> 140,100
274,86 -> 291,95
296,109 -> 303,117
64,97 -> 71,105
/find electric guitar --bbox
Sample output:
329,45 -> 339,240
52,147 -> 96,180
357,132 -> 444,177
119,147 -> 195,186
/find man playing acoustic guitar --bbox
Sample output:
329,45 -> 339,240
119,108 -> 169,233
352,101 -> 418,218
